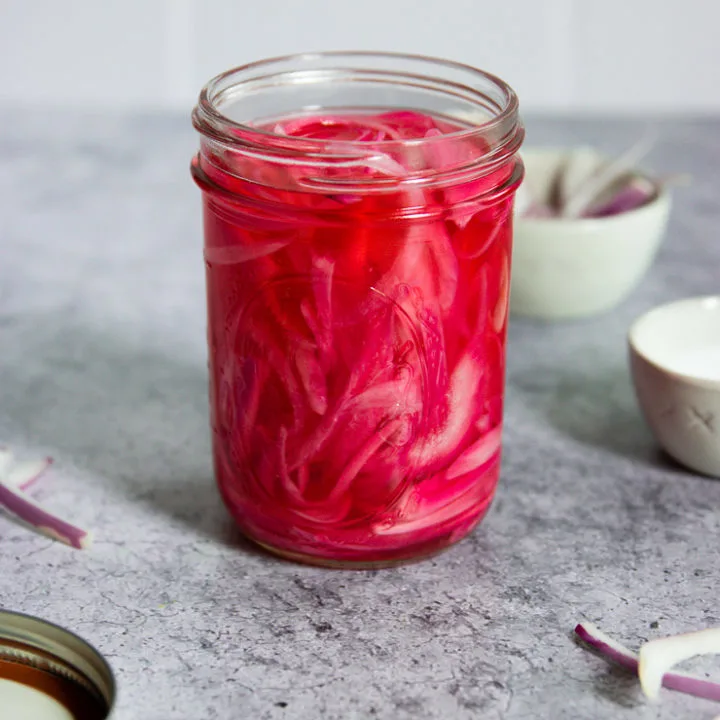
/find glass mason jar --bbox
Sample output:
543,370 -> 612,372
191,52 -> 524,568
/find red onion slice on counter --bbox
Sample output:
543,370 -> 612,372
0,448 -> 92,549
575,622 -> 720,702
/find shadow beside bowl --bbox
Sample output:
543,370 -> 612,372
510,363 -> 660,464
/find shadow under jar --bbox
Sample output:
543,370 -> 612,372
191,51 -> 524,568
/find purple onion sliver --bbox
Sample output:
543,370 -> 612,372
575,622 -> 720,703
662,673 -> 720,703
583,185 -> 655,218
8,457 -> 54,492
326,193 -> 362,205
522,203 -> 557,219
0,481 -> 92,549
574,622 -> 639,672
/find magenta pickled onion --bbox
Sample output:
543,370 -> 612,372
198,109 -> 519,562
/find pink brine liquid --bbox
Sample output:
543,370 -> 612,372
193,110 -> 521,566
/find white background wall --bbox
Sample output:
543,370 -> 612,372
1,0 -> 718,114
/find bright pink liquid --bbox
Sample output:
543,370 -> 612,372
193,111 -> 521,565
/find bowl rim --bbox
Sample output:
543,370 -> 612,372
517,146 -> 670,228
628,295 -> 720,390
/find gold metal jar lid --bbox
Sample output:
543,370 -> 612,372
0,610 -> 115,720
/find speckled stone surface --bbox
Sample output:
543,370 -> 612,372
1,110 -> 719,720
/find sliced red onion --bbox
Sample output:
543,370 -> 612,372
513,181 -> 534,216
575,622 -> 720,703
445,425 -> 501,480
204,240 -> 291,264
639,628 -> 720,701
363,153 -> 408,177
520,178 -> 656,220
0,450 -> 92,549
558,147 -> 604,211
0,448 -> 52,491
522,203 -> 557,219
518,137 -> 662,220
7,457 -> 54,492
575,622 -> 647,672
583,180 -> 656,218
326,193 -> 362,205
561,134 -> 656,218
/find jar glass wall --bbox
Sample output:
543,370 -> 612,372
192,52 -> 524,567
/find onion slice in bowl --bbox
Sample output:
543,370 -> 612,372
575,622 -> 720,703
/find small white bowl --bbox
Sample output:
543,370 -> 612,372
629,296 -> 720,477
511,148 -> 671,320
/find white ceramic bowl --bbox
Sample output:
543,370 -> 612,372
511,148 -> 671,320
629,296 -> 720,477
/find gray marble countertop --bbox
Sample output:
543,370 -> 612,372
1,110 -> 719,720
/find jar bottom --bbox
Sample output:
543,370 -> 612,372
249,536 -> 465,569
225,508 -> 492,569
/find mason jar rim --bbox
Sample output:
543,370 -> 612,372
193,50 -> 520,152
